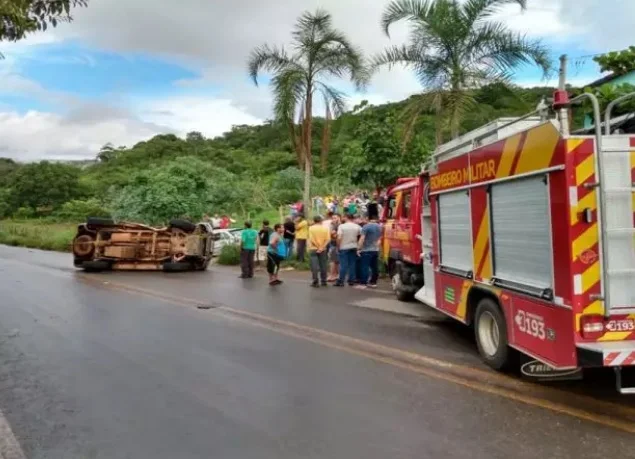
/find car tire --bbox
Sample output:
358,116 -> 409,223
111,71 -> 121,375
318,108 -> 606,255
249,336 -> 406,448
163,261 -> 192,272
81,260 -> 111,272
194,258 -> 211,271
86,217 -> 115,227
169,219 -> 196,233
474,298 -> 515,371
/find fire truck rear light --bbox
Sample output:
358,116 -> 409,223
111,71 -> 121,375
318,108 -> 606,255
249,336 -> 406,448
580,315 -> 605,338
583,323 -> 603,333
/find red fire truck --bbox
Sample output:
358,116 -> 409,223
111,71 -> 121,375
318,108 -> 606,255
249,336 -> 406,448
382,89 -> 635,392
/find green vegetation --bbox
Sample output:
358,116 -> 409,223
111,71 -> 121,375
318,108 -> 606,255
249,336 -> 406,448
0,220 -> 75,252
0,0 -> 87,43
217,244 -> 241,266
594,47 -> 635,76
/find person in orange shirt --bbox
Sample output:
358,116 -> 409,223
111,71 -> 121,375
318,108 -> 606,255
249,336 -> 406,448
308,215 -> 330,287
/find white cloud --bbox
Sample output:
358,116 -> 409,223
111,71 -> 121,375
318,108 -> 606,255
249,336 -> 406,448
0,110 -> 162,161
138,95 -> 262,136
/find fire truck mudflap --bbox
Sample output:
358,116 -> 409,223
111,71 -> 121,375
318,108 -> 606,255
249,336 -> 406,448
415,89 -> 635,393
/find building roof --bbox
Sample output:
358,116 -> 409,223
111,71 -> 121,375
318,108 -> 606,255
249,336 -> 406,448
587,69 -> 635,88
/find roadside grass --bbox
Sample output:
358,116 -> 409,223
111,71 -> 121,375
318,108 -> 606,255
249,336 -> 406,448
0,219 -> 76,252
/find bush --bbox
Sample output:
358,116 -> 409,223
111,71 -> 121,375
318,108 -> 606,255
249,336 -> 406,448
0,220 -> 75,252
13,207 -> 36,219
217,243 -> 241,265
55,199 -> 110,222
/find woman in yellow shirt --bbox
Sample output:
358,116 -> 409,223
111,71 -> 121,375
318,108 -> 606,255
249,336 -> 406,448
295,215 -> 308,262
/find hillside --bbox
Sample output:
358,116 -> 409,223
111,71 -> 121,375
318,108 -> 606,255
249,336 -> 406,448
0,84 -> 564,225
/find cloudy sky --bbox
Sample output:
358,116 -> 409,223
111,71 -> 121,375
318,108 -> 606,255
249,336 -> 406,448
0,0 -> 633,161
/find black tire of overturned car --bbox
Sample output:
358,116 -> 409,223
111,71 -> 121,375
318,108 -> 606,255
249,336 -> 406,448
169,219 -> 197,233
163,261 -> 192,272
86,217 -> 115,228
81,260 -> 112,272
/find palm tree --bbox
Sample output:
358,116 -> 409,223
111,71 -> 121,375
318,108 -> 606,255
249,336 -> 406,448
374,0 -> 551,145
248,9 -> 366,210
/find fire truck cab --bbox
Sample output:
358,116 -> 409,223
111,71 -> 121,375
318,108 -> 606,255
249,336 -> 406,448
381,177 -> 425,300
404,90 -> 635,392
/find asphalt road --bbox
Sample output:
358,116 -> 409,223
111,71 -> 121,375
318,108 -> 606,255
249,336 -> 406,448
1,246 -> 635,459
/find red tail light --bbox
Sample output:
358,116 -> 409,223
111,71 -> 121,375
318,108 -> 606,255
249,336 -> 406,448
580,315 -> 605,339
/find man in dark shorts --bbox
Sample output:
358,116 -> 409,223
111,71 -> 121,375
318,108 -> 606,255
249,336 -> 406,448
267,223 -> 285,285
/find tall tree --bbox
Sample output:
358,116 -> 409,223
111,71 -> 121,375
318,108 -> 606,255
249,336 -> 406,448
374,0 -> 550,144
0,0 -> 87,44
248,8 -> 367,209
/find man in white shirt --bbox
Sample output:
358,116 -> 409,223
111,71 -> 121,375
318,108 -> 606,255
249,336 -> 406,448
335,213 -> 361,286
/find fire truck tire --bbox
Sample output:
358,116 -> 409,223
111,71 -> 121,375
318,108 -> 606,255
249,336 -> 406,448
392,272 -> 414,302
474,298 -> 513,371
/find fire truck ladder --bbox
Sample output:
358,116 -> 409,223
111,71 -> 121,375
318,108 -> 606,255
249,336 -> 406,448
599,92 -> 635,317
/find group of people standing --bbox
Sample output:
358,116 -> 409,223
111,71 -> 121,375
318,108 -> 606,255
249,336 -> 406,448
238,205 -> 382,289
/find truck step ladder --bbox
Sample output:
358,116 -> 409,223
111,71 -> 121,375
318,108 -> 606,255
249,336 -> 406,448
598,135 -> 635,312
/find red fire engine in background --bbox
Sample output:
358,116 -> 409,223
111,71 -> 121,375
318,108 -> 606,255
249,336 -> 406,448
381,86 -> 635,392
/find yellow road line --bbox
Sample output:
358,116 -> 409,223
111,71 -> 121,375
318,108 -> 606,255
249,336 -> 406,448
78,275 -> 635,432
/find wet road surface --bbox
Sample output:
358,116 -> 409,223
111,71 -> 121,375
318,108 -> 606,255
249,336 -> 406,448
0,245 -> 635,458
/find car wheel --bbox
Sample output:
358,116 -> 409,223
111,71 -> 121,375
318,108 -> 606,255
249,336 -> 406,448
81,260 -> 111,272
73,234 -> 95,257
86,217 -> 115,227
163,261 -> 192,272
474,298 -> 515,371
169,219 -> 196,233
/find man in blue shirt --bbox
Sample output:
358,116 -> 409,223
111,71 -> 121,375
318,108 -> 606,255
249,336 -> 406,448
355,215 -> 382,289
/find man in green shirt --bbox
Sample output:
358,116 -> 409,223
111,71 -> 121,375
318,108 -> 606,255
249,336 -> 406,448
239,221 -> 258,278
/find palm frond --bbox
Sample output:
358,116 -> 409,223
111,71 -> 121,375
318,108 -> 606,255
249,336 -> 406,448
461,0 -> 527,26
311,30 -> 368,89
473,29 -> 552,78
247,44 -> 298,86
316,82 -> 347,117
400,91 -> 446,148
381,0 -> 434,36
271,67 -> 306,122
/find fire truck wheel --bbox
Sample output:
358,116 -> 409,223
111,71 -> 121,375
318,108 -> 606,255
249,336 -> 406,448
475,298 -> 512,371
392,272 -> 414,302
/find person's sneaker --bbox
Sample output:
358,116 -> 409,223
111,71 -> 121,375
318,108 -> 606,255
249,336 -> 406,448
368,283 -> 378,289
321,282 -> 328,287
310,281 -> 319,288
348,282 -> 357,287
354,284 -> 367,290
334,282 -> 344,287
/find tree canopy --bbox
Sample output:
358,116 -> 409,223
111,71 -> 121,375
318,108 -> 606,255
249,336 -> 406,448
373,0 -> 551,144
0,0 -> 87,43
594,47 -> 635,76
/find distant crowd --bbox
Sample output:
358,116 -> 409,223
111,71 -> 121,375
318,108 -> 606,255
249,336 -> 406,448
238,202 -> 382,288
